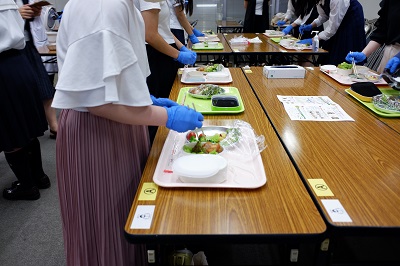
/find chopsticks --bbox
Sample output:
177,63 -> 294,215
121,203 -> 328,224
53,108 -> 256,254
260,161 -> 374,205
191,103 -> 205,136
350,51 -> 358,77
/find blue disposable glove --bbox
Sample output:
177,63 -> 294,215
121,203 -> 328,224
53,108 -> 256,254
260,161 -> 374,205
188,34 -> 199,44
176,51 -> 197,65
277,20 -> 286,26
299,24 -> 313,34
297,38 -> 312,45
192,28 -> 205,37
282,25 -> 293,35
345,52 -> 366,63
180,46 -> 190,52
385,56 -> 400,74
165,105 -> 204,133
150,95 -> 179,107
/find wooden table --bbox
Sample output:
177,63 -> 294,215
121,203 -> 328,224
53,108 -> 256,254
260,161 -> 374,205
37,45 -> 57,73
307,68 -> 400,134
188,33 -> 232,65
243,67 -> 400,232
223,33 -> 328,66
216,20 -> 243,33
259,34 -> 328,66
124,68 -> 326,263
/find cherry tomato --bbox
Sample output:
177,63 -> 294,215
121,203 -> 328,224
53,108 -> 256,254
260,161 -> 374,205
186,131 -> 197,141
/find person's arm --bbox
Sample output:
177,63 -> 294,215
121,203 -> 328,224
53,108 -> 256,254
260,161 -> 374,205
284,0 -> 294,22
361,40 -> 382,57
88,104 -> 168,126
317,0 -> 350,41
173,35 -> 184,50
174,5 -> 194,36
244,0 -> 248,9
141,8 -> 179,59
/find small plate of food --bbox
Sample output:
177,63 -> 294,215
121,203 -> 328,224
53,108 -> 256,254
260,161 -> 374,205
188,84 -> 225,99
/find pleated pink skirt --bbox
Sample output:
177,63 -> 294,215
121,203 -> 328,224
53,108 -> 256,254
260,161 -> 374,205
56,109 -> 150,266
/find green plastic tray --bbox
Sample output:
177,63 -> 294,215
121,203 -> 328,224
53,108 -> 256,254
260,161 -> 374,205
191,43 -> 224,50
177,87 -> 245,114
345,88 -> 400,117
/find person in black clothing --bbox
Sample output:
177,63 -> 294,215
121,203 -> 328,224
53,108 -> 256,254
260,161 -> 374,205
243,0 -> 269,33
346,0 -> 400,73
1,0 -> 50,200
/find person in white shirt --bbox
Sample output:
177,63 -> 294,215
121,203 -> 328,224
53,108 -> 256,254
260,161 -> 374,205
279,0 -> 323,41
167,0 -> 203,45
0,0 -> 49,200
296,0 -> 365,66
16,0 -> 58,139
134,0 -> 197,143
52,0 -> 203,264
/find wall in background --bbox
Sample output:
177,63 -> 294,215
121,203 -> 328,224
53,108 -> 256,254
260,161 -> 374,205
50,0 -> 381,31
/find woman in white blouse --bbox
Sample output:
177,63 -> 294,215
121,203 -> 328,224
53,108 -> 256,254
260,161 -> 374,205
52,0 -> 203,264
297,0 -> 365,65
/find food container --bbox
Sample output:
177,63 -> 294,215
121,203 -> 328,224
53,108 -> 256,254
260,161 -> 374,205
337,68 -> 352,76
46,31 -> 57,43
320,65 -> 337,74
172,154 -> 228,183
208,42 -> 218,48
280,38 -> 294,47
206,72 -> 229,81
354,66 -> 369,74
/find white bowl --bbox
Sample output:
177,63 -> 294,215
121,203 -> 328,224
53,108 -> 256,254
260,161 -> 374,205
46,31 -> 57,43
320,65 -> 337,74
208,42 -> 218,48
206,72 -> 229,81
173,154 -> 227,183
337,68 -> 352,76
355,66 -> 369,74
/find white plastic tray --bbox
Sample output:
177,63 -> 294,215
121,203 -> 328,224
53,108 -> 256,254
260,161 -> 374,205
263,31 -> 284,37
181,67 -> 233,84
321,69 -> 388,85
280,43 -> 312,50
197,36 -> 220,42
152,127 -> 267,189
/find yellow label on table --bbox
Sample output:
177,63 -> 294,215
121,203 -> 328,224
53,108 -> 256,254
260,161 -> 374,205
244,69 -> 253,73
307,179 -> 334,196
138,182 -> 158,201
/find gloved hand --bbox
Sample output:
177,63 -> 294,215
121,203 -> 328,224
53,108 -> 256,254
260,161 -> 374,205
299,24 -> 313,34
165,105 -> 204,133
192,28 -> 205,37
385,56 -> 400,74
180,46 -> 190,53
282,25 -> 293,35
188,33 -> 199,44
150,95 -> 179,107
176,51 -> 197,65
297,38 -> 312,45
277,20 -> 286,26
345,52 -> 366,63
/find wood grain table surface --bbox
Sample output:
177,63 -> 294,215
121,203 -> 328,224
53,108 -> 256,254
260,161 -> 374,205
244,67 -> 400,231
307,67 -> 400,134
124,68 -> 326,244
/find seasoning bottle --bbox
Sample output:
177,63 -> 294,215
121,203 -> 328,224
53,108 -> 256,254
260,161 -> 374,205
311,31 -> 319,52
204,36 -> 209,47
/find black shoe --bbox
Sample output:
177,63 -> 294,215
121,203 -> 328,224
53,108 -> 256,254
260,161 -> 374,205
3,184 -> 40,200
36,174 -> 51,189
10,175 -> 50,190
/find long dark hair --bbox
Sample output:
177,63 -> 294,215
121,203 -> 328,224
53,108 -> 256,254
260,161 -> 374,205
185,0 -> 193,16
292,0 -> 319,19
